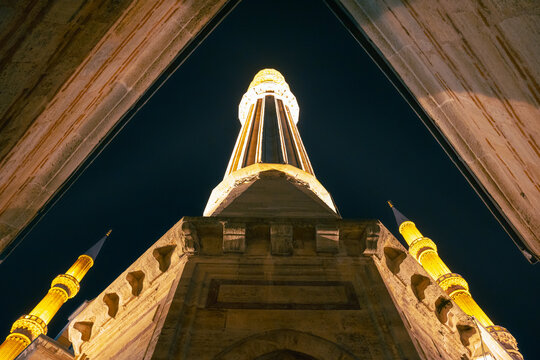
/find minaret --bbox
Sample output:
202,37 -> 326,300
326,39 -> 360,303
388,202 -> 523,360
204,69 -> 338,218
0,231 -> 110,360
225,68 -> 313,176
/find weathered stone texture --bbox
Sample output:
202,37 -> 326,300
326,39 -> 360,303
17,334 -> 73,360
340,0 -> 540,259
66,217 -> 498,359
0,0 -> 230,257
67,219 -> 189,359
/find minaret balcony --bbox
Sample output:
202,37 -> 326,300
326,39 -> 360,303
436,273 -> 469,297
52,273 -> 80,298
10,315 -> 47,341
408,237 -> 437,260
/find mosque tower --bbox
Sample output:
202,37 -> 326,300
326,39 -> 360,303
389,202 -> 523,360
204,69 -> 337,219
0,231 -> 110,360
10,70 -> 520,360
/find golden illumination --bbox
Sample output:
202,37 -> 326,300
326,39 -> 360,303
224,69 -> 315,179
398,221 -> 423,245
0,243 -> 101,360
66,254 -> 94,282
394,211 -> 496,327
389,204 -> 524,357
238,68 -> 299,125
205,163 -> 337,217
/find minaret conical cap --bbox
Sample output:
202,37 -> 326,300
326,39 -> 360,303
388,201 -> 410,226
83,230 -> 111,260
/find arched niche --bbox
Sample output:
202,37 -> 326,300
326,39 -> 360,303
435,296 -> 453,324
103,292 -> 120,318
383,247 -> 407,275
126,270 -> 145,296
73,321 -> 93,342
152,245 -> 176,272
411,274 -> 431,301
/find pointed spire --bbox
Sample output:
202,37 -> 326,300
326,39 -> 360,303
387,201 -> 409,226
84,230 -> 111,260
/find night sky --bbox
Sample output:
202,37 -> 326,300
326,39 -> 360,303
1,0 -> 537,357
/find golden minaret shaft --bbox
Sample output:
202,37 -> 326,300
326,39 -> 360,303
0,231 -> 110,360
389,202 -> 523,360
226,68 -> 314,176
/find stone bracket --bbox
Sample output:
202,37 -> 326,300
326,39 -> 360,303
222,222 -> 246,253
315,225 -> 339,253
270,223 -> 293,255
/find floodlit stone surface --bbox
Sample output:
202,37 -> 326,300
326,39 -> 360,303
66,216 -> 495,359
0,0 -> 230,256
17,335 -> 73,360
340,0 -> 540,259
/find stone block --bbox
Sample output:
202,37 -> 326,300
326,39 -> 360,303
270,223 -> 293,255
316,224 -> 339,252
222,222 -> 246,253
316,225 -> 339,253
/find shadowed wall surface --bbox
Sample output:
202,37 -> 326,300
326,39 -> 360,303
334,0 -> 540,260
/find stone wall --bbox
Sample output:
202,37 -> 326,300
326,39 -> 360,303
338,0 -> 540,260
66,217 -> 494,359
0,0 -> 231,257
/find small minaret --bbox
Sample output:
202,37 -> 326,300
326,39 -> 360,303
388,202 -> 523,360
0,231 -> 110,360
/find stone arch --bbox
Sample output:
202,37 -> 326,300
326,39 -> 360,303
126,270 -> 145,296
411,274 -> 431,301
383,246 -> 407,275
103,292 -> 120,318
213,329 -> 358,360
255,350 -> 317,360
152,245 -> 176,272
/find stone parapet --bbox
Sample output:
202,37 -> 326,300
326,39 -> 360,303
63,216 -> 507,359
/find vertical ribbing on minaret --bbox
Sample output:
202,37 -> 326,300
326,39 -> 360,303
225,69 -> 314,177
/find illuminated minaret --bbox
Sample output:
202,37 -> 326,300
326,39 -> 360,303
205,69 -> 338,218
0,231 -> 110,360
388,202 -> 523,360
225,68 -> 313,176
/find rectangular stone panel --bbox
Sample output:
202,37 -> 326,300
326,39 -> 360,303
206,279 -> 360,310
270,223 -> 293,255
223,222 -> 246,253
316,225 -> 339,252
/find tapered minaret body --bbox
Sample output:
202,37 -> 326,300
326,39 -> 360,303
389,202 -> 523,360
0,232 -> 109,360
205,69 -> 338,218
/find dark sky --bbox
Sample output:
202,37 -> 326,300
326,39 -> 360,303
1,0 -> 537,357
